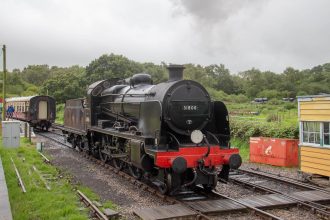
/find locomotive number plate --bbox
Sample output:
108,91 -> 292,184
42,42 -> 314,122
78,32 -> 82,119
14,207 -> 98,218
182,105 -> 198,111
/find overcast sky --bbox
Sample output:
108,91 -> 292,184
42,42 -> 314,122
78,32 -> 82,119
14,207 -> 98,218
1,0 -> 330,73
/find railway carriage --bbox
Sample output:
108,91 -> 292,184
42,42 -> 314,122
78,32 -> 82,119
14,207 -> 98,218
61,65 -> 241,194
6,95 -> 56,130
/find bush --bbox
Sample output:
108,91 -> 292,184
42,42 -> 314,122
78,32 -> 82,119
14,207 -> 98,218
206,87 -> 229,101
56,103 -> 65,124
230,118 -> 299,141
229,94 -> 249,103
268,98 -> 281,105
266,113 -> 280,122
283,102 -> 296,110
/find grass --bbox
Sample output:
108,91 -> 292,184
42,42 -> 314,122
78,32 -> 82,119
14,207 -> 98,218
226,101 -> 298,126
231,138 -> 250,162
0,137 -> 116,220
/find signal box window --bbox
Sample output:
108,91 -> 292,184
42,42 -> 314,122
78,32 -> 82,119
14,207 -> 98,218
302,122 -> 320,145
324,122 -> 330,146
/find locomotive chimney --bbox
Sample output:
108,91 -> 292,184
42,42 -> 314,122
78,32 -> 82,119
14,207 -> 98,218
167,64 -> 185,82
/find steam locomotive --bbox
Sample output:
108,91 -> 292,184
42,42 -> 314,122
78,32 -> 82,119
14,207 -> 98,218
61,65 -> 241,194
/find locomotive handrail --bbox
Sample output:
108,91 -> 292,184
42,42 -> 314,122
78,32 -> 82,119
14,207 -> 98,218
167,132 -> 181,146
101,106 -> 136,123
100,93 -> 155,97
206,131 -> 220,144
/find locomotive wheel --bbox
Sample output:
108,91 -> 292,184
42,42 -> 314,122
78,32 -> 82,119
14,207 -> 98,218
82,140 -> 90,153
112,145 -> 125,170
99,137 -> 109,162
202,175 -> 217,192
202,184 -> 215,192
158,183 -> 168,195
76,138 -> 84,152
72,137 -> 79,150
112,158 -> 124,170
128,165 -> 142,180
99,149 -> 109,162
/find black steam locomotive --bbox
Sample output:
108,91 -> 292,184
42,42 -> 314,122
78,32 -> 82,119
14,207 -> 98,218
61,65 -> 241,194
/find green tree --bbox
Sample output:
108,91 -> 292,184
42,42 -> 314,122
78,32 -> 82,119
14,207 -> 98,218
85,54 -> 143,83
21,65 -> 51,86
40,66 -> 86,103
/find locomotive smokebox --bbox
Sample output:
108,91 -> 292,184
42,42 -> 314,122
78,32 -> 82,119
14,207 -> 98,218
167,64 -> 185,82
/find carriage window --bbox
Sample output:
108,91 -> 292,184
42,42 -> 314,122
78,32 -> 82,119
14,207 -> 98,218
324,122 -> 330,146
302,122 -> 320,145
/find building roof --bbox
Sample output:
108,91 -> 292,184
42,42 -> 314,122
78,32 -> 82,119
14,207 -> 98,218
297,94 -> 330,99
6,96 -> 36,102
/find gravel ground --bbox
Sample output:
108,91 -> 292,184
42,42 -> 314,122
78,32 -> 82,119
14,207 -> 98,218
216,181 -> 264,199
241,162 -> 301,180
39,136 -> 169,219
267,207 -> 322,220
229,173 -> 303,194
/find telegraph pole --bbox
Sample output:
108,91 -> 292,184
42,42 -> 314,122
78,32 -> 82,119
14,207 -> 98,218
2,45 -> 6,121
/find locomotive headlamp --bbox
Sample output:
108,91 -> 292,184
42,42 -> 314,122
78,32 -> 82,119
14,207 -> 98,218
191,130 -> 204,144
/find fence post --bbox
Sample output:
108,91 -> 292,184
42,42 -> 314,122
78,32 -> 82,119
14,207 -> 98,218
28,125 -> 31,143
24,123 -> 27,138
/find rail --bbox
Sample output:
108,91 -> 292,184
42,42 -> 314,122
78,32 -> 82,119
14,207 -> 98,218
11,157 -> 26,193
230,173 -> 330,218
32,165 -> 51,191
210,190 -> 283,220
77,190 -> 109,220
238,167 -> 330,193
38,152 -> 50,163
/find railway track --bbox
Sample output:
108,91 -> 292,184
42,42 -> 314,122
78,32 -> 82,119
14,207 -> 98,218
36,129 -> 72,148
230,168 -> 330,219
236,168 -> 330,193
37,129 -> 285,220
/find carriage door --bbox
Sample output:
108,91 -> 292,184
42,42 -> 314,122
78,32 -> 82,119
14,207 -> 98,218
38,101 -> 48,120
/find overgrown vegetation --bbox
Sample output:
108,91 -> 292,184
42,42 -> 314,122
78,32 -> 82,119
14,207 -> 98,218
56,103 -> 65,124
230,138 -> 250,162
0,138 -> 115,220
230,119 -> 298,141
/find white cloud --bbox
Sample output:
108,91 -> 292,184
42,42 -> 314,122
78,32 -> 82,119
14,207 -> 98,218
0,0 -> 329,73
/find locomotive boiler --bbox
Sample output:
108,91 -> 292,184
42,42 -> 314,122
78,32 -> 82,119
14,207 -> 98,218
62,64 -> 241,194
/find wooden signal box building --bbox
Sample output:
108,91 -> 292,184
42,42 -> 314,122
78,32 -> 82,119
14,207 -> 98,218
298,95 -> 330,178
